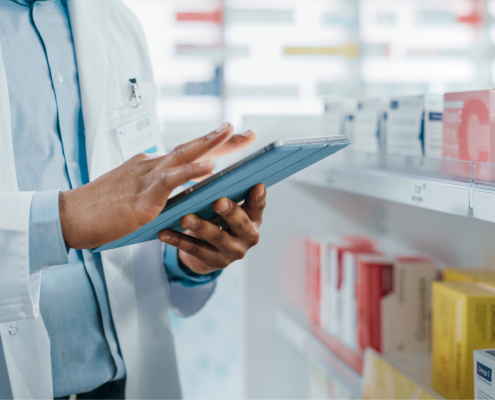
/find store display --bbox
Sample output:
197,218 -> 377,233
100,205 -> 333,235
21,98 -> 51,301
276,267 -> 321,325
357,256 -> 436,354
385,95 -> 443,158
350,99 -> 386,153
474,349 -> 495,400
432,282 -> 495,399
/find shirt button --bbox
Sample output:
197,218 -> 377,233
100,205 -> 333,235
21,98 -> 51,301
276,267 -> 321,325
87,253 -> 93,261
9,326 -> 17,336
72,162 -> 77,169
112,342 -> 118,352
57,74 -> 64,83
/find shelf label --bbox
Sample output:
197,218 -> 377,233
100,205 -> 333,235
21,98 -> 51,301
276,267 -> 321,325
411,182 -> 426,205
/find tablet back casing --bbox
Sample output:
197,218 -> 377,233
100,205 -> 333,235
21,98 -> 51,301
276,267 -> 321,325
92,138 -> 349,253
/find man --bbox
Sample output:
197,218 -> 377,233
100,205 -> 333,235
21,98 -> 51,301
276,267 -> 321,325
0,0 -> 266,398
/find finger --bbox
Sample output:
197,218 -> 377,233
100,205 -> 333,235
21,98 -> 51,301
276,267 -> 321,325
149,160 -> 214,204
158,229 -> 223,267
213,197 -> 257,239
242,183 -> 266,225
163,123 -> 233,168
196,130 -> 256,162
180,214 -> 245,257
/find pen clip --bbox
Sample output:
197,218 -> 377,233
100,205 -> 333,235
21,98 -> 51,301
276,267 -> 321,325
129,78 -> 141,108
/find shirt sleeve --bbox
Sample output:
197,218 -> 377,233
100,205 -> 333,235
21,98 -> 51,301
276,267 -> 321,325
164,244 -> 222,287
29,190 -> 69,273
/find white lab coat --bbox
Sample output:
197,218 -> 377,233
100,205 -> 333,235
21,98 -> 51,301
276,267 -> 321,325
0,0 -> 215,398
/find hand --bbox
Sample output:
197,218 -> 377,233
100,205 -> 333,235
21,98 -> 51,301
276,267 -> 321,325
59,123 -> 250,249
159,183 -> 267,274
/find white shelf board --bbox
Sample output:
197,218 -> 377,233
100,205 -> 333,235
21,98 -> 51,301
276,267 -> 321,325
292,164 -> 471,217
275,311 -> 362,396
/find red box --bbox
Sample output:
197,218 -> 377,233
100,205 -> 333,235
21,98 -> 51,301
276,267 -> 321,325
442,90 -> 495,181
306,236 -> 323,325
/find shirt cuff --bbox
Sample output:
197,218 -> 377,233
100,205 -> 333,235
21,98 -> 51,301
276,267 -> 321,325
29,190 -> 69,274
164,244 -> 221,287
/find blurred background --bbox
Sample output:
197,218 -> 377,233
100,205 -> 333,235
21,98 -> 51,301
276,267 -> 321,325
121,1 -> 495,399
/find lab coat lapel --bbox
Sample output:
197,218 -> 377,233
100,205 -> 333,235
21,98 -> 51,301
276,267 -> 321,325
0,45 -> 17,192
67,0 -> 111,179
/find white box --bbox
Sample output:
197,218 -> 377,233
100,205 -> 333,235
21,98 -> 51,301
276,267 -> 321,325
351,98 -> 386,153
385,94 -> 443,158
321,97 -> 357,137
358,256 -> 436,354
320,237 -> 375,338
340,249 -> 379,349
474,349 -> 495,400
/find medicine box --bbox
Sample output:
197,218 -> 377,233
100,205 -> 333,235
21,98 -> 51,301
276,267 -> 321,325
442,90 -> 495,180
320,236 -> 375,336
351,98 -> 386,153
306,236 -> 324,325
432,282 -> 495,399
474,349 -> 495,400
321,97 -> 357,138
443,268 -> 495,283
385,95 -> 443,158
356,255 -> 435,355
340,249 -> 382,349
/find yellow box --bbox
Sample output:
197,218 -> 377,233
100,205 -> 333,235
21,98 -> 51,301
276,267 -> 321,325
432,282 -> 495,399
443,268 -> 495,283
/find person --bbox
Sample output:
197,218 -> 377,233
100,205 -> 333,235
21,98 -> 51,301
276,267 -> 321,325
0,0 -> 267,398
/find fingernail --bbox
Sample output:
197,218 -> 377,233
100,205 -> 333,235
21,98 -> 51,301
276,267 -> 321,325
184,215 -> 197,229
199,160 -> 213,168
256,186 -> 265,199
161,233 -> 172,241
218,198 -> 229,213
214,122 -> 229,135
206,123 -> 230,140
242,130 -> 254,138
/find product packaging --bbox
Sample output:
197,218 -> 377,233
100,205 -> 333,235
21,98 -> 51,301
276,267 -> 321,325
356,255 -> 436,354
385,95 -> 443,158
432,282 -> 495,399
442,90 -> 495,180
351,98 -> 386,153
474,349 -> 495,400
321,97 -> 357,137
340,249 -> 382,349
320,236 -> 376,337
443,267 -> 495,283
306,236 -> 325,325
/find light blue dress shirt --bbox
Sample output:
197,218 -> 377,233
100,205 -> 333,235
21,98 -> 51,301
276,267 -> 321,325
0,0 -> 220,396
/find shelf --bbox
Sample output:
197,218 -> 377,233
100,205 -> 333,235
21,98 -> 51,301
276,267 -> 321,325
362,350 -> 442,399
275,310 -> 362,397
291,150 -> 495,220
276,311 -> 442,400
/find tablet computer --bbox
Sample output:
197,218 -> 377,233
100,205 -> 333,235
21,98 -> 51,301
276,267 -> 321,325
92,135 -> 350,253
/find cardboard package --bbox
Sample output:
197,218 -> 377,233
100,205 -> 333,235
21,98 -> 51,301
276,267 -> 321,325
442,90 -> 495,181
432,282 -> 495,399
385,94 -> 443,158
356,255 -> 436,354
320,236 -> 375,336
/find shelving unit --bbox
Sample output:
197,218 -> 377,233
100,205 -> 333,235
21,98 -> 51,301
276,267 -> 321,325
276,311 -> 442,400
292,150 -> 495,222
275,311 -> 362,398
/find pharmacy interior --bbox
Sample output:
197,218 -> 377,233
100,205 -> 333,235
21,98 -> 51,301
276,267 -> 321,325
127,0 -> 495,398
